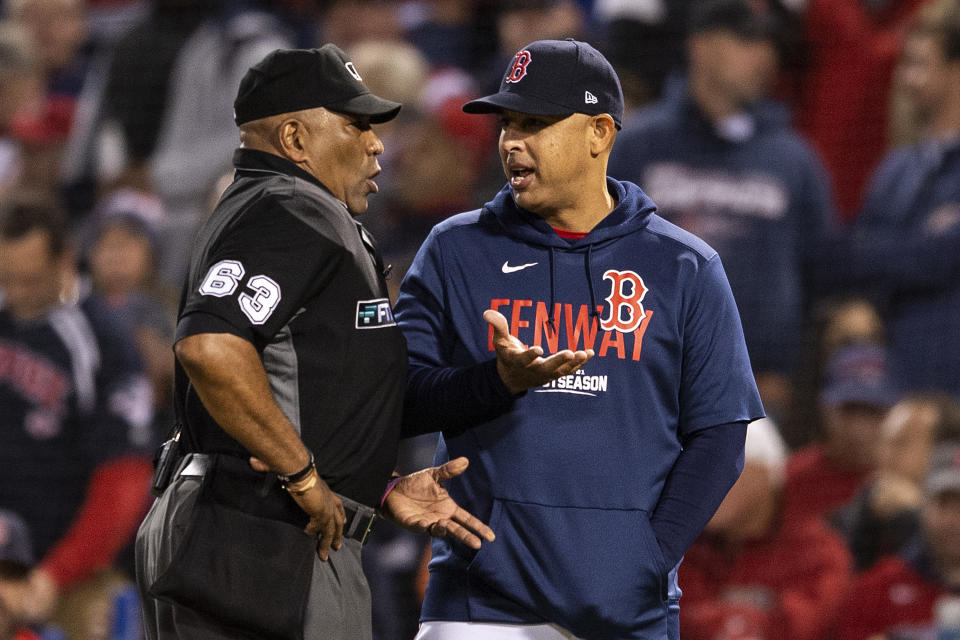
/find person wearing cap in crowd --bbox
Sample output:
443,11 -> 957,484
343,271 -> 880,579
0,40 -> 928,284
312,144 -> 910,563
0,509 -> 42,640
0,190 -> 154,626
86,188 -> 176,448
783,342 -> 900,524
608,0 -> 834,426
833,440 -> 960,639
817,0 -> 960,401
678,418 -> 853,640
134,45 -> 496,640
394,38 -> 763,640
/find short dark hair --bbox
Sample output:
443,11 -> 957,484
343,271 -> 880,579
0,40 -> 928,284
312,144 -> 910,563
0,190 -> 69,257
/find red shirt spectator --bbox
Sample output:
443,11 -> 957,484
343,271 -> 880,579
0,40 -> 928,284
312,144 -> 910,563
833,552 -> 949,639
783,343 -> 897,522
833,442 -> 960,639
681,517 -> 852,640
680,418 -> 853,640
783,443 -> 872,522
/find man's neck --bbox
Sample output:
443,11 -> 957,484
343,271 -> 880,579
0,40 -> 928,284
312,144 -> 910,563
537,184 -> 617,234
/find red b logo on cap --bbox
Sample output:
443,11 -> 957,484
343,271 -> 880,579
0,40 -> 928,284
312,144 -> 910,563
505,50 -> 532,83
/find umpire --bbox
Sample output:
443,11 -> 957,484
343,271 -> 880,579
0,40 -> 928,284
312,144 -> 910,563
136,45 -> 492,640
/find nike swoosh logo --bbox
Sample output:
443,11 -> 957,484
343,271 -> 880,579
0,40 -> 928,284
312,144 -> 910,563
502,261 -> 538,274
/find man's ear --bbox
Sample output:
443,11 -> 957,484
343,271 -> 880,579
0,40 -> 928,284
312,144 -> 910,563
589,114 -> 617,156
277,118 -> 308,163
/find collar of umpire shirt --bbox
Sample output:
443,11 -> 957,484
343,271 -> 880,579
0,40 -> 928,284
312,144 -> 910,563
232,147 -> 344,209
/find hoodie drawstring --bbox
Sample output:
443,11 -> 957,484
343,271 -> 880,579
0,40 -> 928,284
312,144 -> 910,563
548,247 -> 558,332
548,244 -> 600,329
585,244 -> 598,320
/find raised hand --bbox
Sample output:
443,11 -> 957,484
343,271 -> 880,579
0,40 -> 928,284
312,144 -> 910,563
484,309 -> 594,394
381,457 -> 495,549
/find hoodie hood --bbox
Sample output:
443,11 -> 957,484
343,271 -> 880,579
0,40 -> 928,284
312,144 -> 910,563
483,177 -> 657,249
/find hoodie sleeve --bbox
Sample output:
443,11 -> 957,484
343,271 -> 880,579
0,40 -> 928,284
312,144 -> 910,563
395,227 -> 517,438
678,254 -> 765,437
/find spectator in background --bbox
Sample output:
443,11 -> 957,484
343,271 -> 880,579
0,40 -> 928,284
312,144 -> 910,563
401,0 -> 479,72
319,0 -> 402,53
0,21 -> 41,200
608,0 -> 834,423
788,295 -> 885,448
4,0 -> 88,194
348,38 -> 494,298
145,1 -> 293,289
85,188 -> 175,445
784,342 -> 899,523
831,392 -> 960,571
96,0 -> 220,190
679,418 -> 852,640
819,0 -> 960,399
789,0 -> 929,223
591,0 -> 697,121
92,0 -> 293,291
833,441 -> 960,639
0,191 -> 153,627
481,0 -> 585,94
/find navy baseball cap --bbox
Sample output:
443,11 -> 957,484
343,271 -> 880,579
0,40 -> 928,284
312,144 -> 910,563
820,343 -> 898,408
463,39 -> 625,129
234,45 -> 402,126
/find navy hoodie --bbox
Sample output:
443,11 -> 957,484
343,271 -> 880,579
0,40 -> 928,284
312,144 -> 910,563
608,80 -> 833,376
394,178 -> 763,639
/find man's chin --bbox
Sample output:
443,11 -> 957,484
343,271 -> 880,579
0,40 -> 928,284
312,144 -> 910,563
346,199 -> 369,217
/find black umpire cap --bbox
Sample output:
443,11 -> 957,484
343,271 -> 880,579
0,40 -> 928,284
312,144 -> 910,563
233,44 -> 402,126
463,38 -> 625,129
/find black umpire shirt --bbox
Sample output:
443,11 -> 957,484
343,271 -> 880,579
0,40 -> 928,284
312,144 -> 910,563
173,148 -> 407,507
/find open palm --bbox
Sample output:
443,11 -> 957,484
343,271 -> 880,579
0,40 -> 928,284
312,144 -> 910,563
381,457 -> 495,550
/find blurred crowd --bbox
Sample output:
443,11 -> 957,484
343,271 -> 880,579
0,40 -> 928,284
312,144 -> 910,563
1,0 -> 960,639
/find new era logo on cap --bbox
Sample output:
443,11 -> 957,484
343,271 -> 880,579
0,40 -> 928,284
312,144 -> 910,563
462,39 -> 624,129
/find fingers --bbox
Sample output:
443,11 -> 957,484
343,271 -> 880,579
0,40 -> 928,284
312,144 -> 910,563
452,508 -> 496,544
316,527 -> 332,562
538,349 -> 594,377
314,512 -> 344,562
430,517 -> 492,550
247,456 -> 271,472
483,309 -> 509,339
420,505 -> 496,550
433,457 -> 469,483
485,310 -> 543,357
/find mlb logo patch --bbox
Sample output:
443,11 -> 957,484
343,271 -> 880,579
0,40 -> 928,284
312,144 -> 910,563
355,298 -> 396,329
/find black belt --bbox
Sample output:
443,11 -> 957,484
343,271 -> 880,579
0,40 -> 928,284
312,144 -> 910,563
179,453 -> 377,544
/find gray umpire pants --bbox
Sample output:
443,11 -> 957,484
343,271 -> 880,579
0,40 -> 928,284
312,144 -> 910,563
135,458 -> 372,640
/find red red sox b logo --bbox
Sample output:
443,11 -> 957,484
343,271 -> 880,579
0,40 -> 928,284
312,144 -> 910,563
505,50 -> 532,83
600,270 -> 648,333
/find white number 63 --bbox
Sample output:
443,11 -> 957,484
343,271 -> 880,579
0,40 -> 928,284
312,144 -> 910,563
199,260 -> 282,325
